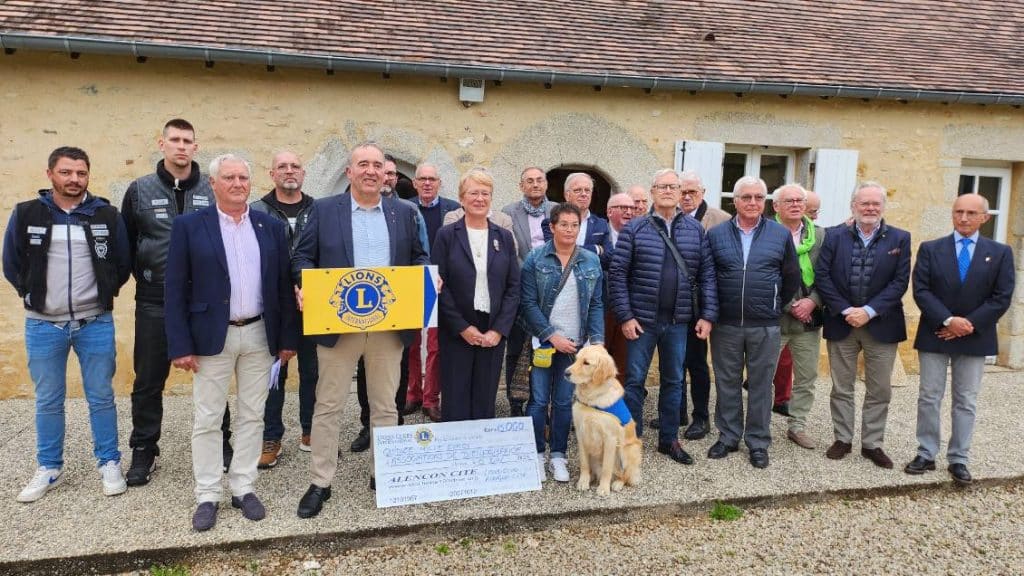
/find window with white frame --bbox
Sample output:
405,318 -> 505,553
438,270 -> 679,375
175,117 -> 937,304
676,140 -> 857,227
958,164 -> 1010,243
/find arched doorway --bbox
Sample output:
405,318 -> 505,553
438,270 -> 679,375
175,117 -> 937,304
546,166 -> 614,219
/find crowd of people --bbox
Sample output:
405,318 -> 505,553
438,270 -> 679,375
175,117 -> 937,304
2,118 -> 1015,532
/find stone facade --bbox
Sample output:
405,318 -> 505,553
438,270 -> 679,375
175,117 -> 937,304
0,52 -> 1021,397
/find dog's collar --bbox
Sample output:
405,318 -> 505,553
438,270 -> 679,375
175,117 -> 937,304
591,397 -> 632,426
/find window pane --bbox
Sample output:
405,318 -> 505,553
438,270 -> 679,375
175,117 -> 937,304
977,176 -> 1001,210
980,215 -> 997,239
760,155 -> 788,219
958,175 -> 975,195
722,153 -> 747,216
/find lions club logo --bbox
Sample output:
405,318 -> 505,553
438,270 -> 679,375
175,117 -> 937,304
414,426 -> 434,447
329,269 -> 397,330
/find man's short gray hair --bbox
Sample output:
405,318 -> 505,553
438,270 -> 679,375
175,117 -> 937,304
347,141 -> 386,168
650,168 -> 682,187
772,183 -> 807,202
209,154 -> 251,179
415,162 -> 439,177
564,172 -> 594,191
678,170 -> 704,188
852,180 -> 887,205
733,176 -> 767,196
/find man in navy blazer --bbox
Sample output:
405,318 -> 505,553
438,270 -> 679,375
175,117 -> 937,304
542,172 -> 614,266
814,181 -> 911,469
291,142 -> 429,519
165,154 -> 297,531
904,193 -> 1015,485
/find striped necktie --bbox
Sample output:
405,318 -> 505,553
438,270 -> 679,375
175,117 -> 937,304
958,238 -> 973,282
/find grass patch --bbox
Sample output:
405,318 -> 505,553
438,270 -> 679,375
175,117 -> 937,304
709,502 -> 744,521
503,540 -> 517,553
435,543 -> 451,555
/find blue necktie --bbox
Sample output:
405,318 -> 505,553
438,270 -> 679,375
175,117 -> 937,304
958,238 -> 973,282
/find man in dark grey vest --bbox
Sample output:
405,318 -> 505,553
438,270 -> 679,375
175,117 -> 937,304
121,118 -> 217,486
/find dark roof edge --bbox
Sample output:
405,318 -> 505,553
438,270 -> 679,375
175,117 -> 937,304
3,32 -> 1022,106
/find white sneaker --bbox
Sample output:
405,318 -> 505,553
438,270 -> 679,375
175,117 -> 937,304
537,454 -> 547,482
99,460 -> 127,496
17,466 -> 62,503
549,457 -> 570,482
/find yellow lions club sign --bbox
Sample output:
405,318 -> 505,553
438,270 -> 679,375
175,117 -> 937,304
302,265 -> 439,335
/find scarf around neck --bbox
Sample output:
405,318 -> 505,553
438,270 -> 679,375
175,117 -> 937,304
777,214 -> 816,287
521,198 -> 546,218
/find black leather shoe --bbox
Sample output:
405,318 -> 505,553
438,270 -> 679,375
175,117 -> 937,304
369,477 -> 376,491
749,448 -> 770,469
297,484 -> 331,519
657,441 -> 694,465
401,401 -> 422,416
772,403 -> 791,417
683,418 -> 710,440
350,427 -> 371,453
948,463 -> 973,486
861,447 -> 894,469
707,441 -> 739,459
509,402 -> 525,418
649,418 -> 661,430
904,455 -> 936,475
825,441 -> 852,460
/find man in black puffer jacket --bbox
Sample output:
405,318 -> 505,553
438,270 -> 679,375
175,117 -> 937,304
609,169 -> 718,466
706,176 -> 801,469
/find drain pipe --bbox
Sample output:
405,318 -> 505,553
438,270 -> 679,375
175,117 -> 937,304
1,32 -> 1020,106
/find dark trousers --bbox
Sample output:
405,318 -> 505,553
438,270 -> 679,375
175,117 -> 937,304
357,347 -> 408,428
682,323 -> 712,420
773,345 -> 793,406
129,302 -> 172,451
440,312 -> 506,421
263,331 -> 319,440
504,323 -> 527,406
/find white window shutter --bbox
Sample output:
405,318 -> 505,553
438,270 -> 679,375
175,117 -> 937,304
813,149 -> 859,227
676,140 -> 725,208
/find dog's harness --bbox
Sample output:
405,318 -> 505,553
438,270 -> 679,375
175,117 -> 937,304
595,397 -> 633,426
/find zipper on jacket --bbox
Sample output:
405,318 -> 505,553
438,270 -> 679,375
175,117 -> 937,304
740,263 -> 747,326
65,217 -> 75,321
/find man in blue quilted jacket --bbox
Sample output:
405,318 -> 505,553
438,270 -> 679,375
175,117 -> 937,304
609,169 -> 718,465
706,176 -> 801,469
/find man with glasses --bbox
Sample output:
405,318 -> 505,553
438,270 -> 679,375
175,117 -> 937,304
904,193 -> 1013,485
815,181 -> 910,469
406,163 -> 459,422
772,184 -> 826,450
610,169 -> 719,466
502,166 -> 556,416
707,176 -> 800,469
669,171 -> 731,441
543,172 -> 613,263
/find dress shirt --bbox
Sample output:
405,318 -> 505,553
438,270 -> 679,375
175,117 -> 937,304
577,211 -> 590,247
953,230 -> 979,260
218,206 -> 263,321
351,197 -> 391,267
735,217 -> 761,265
467,227 -> 490,312
528,213 -> 545,248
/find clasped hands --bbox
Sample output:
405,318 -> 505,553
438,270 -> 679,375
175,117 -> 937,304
460,326 -> 502,348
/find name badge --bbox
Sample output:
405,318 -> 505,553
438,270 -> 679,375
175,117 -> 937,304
193,198 -> 210,207
155,213 -> 169,219
29,238 -> 42,245
90,224 -> 109,237
151,198 -> 169,207
27,226 -> 47,234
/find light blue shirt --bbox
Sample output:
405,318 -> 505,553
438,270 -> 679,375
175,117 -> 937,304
857,222 -> 881,246
351,198 -> 390,267
953,230 -> 979,261
734,217 -> 760,265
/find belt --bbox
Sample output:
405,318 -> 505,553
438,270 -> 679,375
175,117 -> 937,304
228,314 -> 263,327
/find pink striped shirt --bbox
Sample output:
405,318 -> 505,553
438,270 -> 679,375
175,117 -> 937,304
217,207 -> 263,321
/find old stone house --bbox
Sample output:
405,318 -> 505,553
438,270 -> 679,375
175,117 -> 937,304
0,1 -> 1021,397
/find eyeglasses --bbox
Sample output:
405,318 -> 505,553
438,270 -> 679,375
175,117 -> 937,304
384,170 -> 398,177
953,209 -> 985,219
568,188 -> 593,196
415,176 -> 439,183
554,221 -> 580,230
274,163 -> 302,171
522,177 -> 547,185
608,205 -> 634,212
653,183 -> 682,192
679,189 -> 702,197
736,194 -> 767,203
778,198 -> 805,205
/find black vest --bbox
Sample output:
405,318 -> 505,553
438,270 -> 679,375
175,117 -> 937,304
15,197 -> 122,313
848,228 -> 879,307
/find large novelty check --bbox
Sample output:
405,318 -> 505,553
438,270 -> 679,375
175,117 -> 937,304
373,417 -> 541,508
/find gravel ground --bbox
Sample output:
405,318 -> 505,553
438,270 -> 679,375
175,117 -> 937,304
124,480 -> 1024,576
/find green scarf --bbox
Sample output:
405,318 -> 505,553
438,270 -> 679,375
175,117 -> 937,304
777,214 -> 815,287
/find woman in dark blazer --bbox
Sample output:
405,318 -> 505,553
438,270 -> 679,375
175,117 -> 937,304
433,168 -> 521,421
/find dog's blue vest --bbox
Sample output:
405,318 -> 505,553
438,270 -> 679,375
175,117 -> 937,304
597,398 -> 633,426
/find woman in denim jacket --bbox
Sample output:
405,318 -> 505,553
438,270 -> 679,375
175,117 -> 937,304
519,203 -> 604,483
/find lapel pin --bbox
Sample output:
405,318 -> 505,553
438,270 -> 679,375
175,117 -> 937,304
985,256 -> 991,262
493,239 -> 500,252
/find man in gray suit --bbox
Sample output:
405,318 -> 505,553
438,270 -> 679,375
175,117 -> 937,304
501,166 -> 555,415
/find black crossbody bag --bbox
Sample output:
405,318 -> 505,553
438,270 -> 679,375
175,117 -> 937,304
651,219 -> 701,319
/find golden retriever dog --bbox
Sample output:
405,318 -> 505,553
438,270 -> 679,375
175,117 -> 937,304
566,345 -> 642,496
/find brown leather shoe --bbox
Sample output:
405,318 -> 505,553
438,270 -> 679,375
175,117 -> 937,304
861,447 -> 894,469
786,429 -> 816,450
423,406 -> 442,422
825,440 -> 852,460
257,440 -> 282,469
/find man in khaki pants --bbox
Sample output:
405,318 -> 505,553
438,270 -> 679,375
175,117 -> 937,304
291,142 -> 429,518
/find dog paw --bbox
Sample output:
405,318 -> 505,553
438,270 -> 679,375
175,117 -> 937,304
611,480 -> 624,492
576,478 -> 590,491
596,485 -> 611,497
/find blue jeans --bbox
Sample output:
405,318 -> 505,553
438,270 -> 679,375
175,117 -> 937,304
624,321 -> 687,445
263,332 -> 319,440
26,313 -> 120,468
527,352 -> 575,456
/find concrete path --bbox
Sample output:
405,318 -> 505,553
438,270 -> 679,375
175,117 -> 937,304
1,371 -> 1021,575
